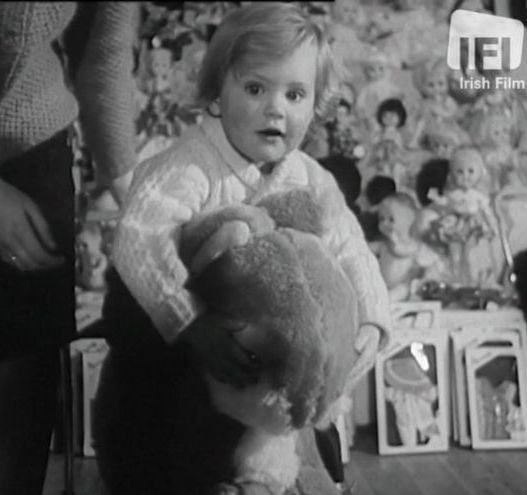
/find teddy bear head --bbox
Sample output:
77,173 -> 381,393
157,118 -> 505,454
180,189 -> 359,430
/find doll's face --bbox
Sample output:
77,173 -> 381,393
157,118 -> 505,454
378,200 -> 415,239
219,40 -> 317,164
486,119 -> 511,146
333,0 -> 363,26
149,48 -> 173,78
451,158 -> 482,189
365,61 -> 387,82
381,110 -> 400,129
335,103 -> 351,125
424,71 -> 448,99
429,137 -> 455,158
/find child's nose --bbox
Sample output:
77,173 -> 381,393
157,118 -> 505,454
264,93 -> 285,118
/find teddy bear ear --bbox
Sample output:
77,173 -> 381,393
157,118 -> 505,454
179,204 -> 275,270
185,220 -> 252,276
257,189 -> 325,235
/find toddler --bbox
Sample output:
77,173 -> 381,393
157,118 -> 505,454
97,3 -> 391,494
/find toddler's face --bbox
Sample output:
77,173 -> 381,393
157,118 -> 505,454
378,201 -> 415,239
219,40 -> 317,164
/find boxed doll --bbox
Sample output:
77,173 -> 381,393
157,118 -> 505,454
450,324 -> 526,447
465,346 -> 527,450
375,330 -> 449,455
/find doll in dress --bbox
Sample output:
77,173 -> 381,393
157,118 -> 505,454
374,97 -> 408,149
477,113 -> 520,191
356,49 -> 404,134
425,147 -> 504,286
410,57 -> 465,148
369,193 -> 446,302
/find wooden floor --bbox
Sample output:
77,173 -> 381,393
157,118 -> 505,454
43,427 -> 527,495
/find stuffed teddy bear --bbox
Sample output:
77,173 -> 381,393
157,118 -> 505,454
179,188 -> 360,495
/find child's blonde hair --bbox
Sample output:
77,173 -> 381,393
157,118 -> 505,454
197,2 -> 339,118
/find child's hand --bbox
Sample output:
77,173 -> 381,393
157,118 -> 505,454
182,312 -> 261,388
346,323 -> 382,392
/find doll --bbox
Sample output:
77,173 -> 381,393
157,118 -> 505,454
374,97 -> 408,148
425,147 -> 504,286
144,45 -> 174,96
356,49 -> 404,133
362,139 -> 408,194
384,352 -> 441,446
369,193 -> 446,302
75,221 -> 109,292
477,113 -> 520,191
410,58 -> 471,149
327,0 -> 370,74
325,98 -> 366,160
421,121 -> 461,160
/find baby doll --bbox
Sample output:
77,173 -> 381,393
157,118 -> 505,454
425,147 -> 504,286
369,193 -> 445,301
374,97 -> 408,148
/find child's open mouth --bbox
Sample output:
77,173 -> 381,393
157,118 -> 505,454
257,128 -> 285,139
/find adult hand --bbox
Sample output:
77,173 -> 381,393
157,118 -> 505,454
0,178 -> 65,271
182,312 -> 261,388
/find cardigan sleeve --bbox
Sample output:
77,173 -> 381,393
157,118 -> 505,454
111,146 -> 211,343
302,154 -> 392,348
73,2 -> 139,180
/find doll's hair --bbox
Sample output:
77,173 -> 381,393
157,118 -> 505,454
422,122 -> 460,151
412,57 -> 449,96
380,192 -> 418,214
365,175 -> 396,206
415,158 -> 450,206
197,2 -> 340,118
376,98 -> 407,127
448,145 -> 488,189
319,155 -> 362,209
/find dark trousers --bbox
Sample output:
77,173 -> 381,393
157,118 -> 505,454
94,269 -> 245,495
0,131 -> 75,494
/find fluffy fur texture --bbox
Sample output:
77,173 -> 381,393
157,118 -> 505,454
180,188 -> 359,493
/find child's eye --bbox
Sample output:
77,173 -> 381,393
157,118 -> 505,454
245,83 -> 264,96
286,89 -> 305,102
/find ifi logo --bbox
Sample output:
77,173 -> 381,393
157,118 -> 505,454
447,9 -> 524,72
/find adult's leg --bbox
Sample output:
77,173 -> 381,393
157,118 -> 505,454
0,351 -> 60,494
0,130 -> 75,495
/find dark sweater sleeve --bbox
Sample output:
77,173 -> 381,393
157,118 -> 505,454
73,2 -> 139,180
